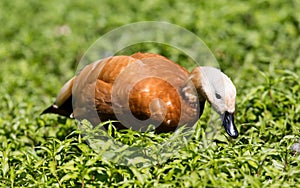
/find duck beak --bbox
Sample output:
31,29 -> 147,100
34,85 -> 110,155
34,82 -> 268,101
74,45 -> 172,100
222,111 -> 238,138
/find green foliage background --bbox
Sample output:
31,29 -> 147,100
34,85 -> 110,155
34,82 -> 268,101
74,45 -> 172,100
0,0 -> 300,187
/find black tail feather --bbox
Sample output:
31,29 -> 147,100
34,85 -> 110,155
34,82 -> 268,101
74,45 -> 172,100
41,105 -> 73,118
41,97 -> 73,118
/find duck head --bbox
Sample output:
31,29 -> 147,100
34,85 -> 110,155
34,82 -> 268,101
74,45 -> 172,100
190,66 -> 238,138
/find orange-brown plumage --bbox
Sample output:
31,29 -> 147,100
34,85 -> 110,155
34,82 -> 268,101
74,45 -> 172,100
42,52 -> 239,138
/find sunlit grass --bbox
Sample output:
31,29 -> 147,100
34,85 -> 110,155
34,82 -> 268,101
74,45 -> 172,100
1,0 -> 300,187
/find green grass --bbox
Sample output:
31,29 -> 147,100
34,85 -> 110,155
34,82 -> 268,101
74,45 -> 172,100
1,0 -> 300,187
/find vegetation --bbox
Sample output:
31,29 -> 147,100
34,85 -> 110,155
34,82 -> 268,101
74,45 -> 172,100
0,0 -> 299,187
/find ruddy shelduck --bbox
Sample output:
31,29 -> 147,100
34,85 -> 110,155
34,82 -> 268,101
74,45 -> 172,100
42,52 -> 238,138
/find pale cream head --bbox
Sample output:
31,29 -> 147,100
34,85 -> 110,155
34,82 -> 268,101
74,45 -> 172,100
190,66 -> 236,115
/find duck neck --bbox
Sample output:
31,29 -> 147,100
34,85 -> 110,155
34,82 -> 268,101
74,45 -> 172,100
181,78 -> 207,118
189,74 -> 208,104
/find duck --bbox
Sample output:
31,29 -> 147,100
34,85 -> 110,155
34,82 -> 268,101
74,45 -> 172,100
42,52 -> 238,138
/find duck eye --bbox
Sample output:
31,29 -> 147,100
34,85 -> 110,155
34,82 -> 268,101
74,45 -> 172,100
215,93 -> 221,99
